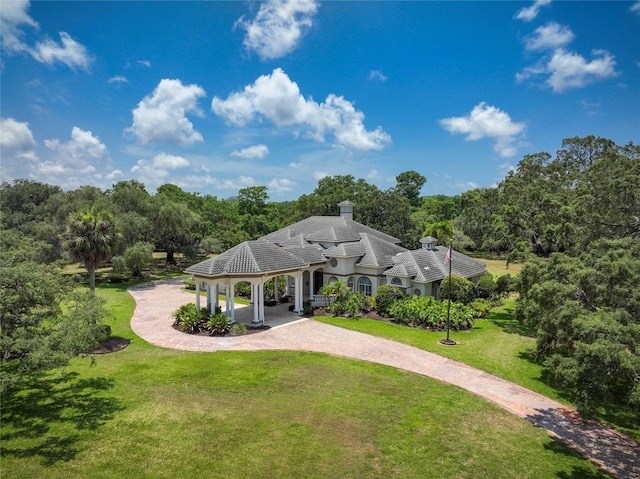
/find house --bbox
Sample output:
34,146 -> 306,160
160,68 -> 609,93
185,201 -> 486,324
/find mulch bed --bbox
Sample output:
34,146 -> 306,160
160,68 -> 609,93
92,337 -> 131,354
171,324 -> 271,336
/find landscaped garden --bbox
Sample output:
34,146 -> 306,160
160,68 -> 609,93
0,274 -> 615,479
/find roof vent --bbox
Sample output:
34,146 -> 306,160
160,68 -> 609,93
338,200 -> 354,221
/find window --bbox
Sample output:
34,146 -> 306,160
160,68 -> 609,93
329,258 -> 338,267
347,276 -> 354,291
414,288 -> 421,296
391,277 -> 402,285
358,277 -> 372,296
328,276 -> 338,283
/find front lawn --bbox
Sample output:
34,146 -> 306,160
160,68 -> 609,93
0,283 -> 612,478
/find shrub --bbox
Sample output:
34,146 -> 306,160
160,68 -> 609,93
172,303 -> 204,333
470,298 -> 492,318
375,285 -> 405,317
388,296 -> 476,330
440,274 -> 475,304
183,279 -> 196,290
476,273 -> 497,299
230,322 -> 246,336
207,313 -> 232,336
496,274 -> 515,297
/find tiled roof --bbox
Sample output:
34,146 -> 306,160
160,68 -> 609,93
185,240 -> 308,276
357,234 -> 408,268
384,247 -> 486,283
306,226 -> 361,243
324,233 -> 408,268
282,244 -> 327,264
261,216 -> 400,245
280,234 -> 309,246
420,236 -> 438,244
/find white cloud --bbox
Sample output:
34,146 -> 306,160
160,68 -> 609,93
517,48 -> 618,92
108,75 -> 129,84
313,171 -> 328,180
525,22 -> 574,51
21,127 -> 109,188
179,174 -> 257,191
514,0 -> 551,22
127,79 -> 206,145
138,60 -> 151,67
130,153 -> 190,186
267,177 -> 295,193
44,126 -> 107,166
631,1 -> 640,15
230,144 -> 269,159
237,0 -> 318,60
30,32 -> 93,70
439,102 -> 525,157
0,118 -> 38,160
0,0 -> 37,54
212,68 -> 391,151
368,70 -> 388,82
450,181 -> 479,191
0,1 -> 92,70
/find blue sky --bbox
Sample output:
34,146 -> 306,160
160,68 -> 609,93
1,0 -> 639,200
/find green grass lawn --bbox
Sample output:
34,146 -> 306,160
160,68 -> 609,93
1,282 -> 613,479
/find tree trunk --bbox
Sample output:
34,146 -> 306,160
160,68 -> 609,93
88,267 -> 96,292
166,251 -> 176,265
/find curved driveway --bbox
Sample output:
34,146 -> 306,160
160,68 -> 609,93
130,278 -> 639,479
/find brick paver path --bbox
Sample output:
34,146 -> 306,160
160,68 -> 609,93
130,279 -> 640,479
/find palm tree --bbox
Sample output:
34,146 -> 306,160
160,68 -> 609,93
319,279 -> 350,306
63,207 -> 120,292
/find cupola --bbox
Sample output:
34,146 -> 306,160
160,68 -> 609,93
338,200 -> 354,221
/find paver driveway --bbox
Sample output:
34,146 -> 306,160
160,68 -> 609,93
130,278 -> 640,479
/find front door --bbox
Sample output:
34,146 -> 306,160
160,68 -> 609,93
313,271 -> 323,295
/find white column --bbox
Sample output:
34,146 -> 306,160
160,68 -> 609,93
225,284 -> 231,318
295,272 -> 304,314
274,277 -> 279,303
252,283 -> 260,323
195,282 -> 201,312
309,270 -> 314,300
229,282 -> 236,323
260,277 -> 266,325
285,275 -> 291,296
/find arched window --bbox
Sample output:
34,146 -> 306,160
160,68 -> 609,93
358,277 -> 372,296
347,276 -> 355,291
391,277 -> 402,286
328,276 -> 338,284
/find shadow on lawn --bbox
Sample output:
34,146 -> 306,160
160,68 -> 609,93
1,372 -> 123,465
486,306 -> 537,338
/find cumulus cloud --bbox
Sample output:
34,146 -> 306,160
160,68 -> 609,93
230,144 -> 269,159
0,1 -> 92,70
237,0 -> 318,60
130,153 -> 190,186
44,126 -> 107,166
267,177 -> 295,193
517,48 -> 618,92
127,79 -> 206,145
212,68 -> 391,151
313,171 -> 328,180
524,22 -> 574,51
369,70 -> 388,82
439,102 -> 525,157
20,127 -> 109,188
631,1 -> 640,15
0,117 -> 38,162
514,0 -> 551,22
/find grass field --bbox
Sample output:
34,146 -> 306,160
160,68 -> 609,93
1,279 -> 613,479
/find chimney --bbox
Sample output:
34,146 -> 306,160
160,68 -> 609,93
338,200 -> 354,221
